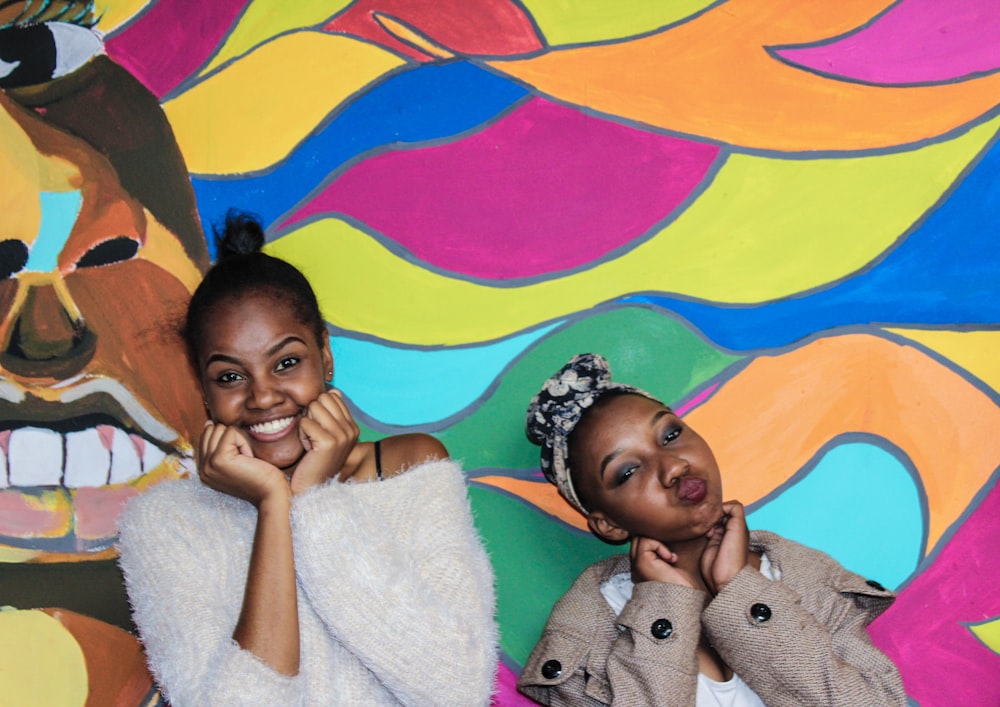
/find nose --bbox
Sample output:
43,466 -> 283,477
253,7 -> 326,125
247,375 -> 283,410
657,452 -> 688,488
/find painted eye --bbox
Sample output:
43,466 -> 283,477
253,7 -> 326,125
76,237 -> 140,268
0,22 -> 104,89
0,239 -> 29,279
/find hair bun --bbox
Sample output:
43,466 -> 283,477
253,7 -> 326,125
214,209 -> 265,260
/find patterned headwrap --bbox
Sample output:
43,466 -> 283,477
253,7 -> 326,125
525,353 -> 660,515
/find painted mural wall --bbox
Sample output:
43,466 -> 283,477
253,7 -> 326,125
1,0 -> 998,704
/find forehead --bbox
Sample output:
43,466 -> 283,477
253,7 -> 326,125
201,293 -> 314,352
575,394 -> 669,447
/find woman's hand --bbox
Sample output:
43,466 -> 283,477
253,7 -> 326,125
700,500 -> 751,595
630,536 -> 700,589
289,389 -> 359,495
198,421 -> 288,506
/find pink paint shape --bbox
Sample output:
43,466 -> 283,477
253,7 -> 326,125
104,0 -> 251,98
869,478 -> 1000,704
492,661 -> 537,706
776,0 -> 1000,85
283,97 -> 719,280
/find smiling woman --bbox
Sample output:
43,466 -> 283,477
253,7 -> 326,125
116,212 -> 497,705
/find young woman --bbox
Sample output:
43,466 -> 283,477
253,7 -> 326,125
117,212 -> 496,705
518,353 -> 906,706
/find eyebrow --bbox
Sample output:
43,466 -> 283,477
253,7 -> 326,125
204,336 -> 307,367
598,409 -> 672,481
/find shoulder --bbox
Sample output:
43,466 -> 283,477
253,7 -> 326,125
378,433 -> 448,478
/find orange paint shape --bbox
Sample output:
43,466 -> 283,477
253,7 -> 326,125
473,477 -> 589,532
686,334 -> 1000,551
490,0 -> 1000,151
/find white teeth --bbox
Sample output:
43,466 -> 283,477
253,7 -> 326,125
250,417 -> 295,435
135,434 -> 167,473
4,425 -> 179,489
108,427 -> 141,484
9,427 -> 64,486
64,429 -> 111,488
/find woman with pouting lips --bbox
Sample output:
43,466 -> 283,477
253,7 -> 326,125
517,354 -> 906,706
116,212 -> 497,706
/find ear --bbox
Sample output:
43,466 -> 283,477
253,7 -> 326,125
322,339 -> 334,382
587,511 -> 630,544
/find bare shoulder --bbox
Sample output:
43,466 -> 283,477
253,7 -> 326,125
379,433 -> 448,479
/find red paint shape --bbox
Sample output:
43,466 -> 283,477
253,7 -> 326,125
286,98 -> 719,279
324,0 -> 543,61
104,0 -> 252,98
869,479 -> 1000,704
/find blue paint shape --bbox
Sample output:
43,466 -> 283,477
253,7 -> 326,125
331,323 -> 558,426
192,61 -> 528,255
746,442 -> 923,590
25,191 -> 83,272
627,132 -> 1000,350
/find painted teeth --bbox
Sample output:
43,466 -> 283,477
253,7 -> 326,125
0,425 -> 175,488
250,417 -> 295,435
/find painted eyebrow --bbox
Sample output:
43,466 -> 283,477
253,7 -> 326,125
598,408 -> 672,480
204,336 -> 307,367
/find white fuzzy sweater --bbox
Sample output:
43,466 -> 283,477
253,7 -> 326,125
117,459 -> 497,706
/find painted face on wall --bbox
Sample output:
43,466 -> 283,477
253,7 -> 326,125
0,4 -> 209,561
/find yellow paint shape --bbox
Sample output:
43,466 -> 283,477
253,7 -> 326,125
95,0 -> 151,33
166,32 -> 405,175
685,334 -> 1000,551
199,0 -> 354,76
271,115 -> 998,345
0,609 -> 87,706
489,0 -> 1000,151
969,617 -> 1000,655
887,328 -> 1000,396
522,0 -> 714,47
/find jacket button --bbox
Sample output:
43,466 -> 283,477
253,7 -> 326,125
651,618 -> 673,639
750,603 -> 772,622
866,579 -> 887,591
541,659 -> 562,679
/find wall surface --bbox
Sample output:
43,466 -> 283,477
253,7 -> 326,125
1,0 -> 999,704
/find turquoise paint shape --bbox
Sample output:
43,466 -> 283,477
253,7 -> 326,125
330,323 -> 560,426
746,443 -> 922,590
25,191 -> 83,273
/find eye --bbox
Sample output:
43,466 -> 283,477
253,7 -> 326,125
275,356 -> 300,371
0,22 -> 104,89
662,426 -> 682,445
215,371 -> 244,384
615,465 -> 637,486
0,239 -> 29,279
76,237 -> 140,268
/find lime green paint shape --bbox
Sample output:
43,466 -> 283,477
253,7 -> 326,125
522,0 -> 715,47
272,115 -> 999,345
968,616 -> 1000,655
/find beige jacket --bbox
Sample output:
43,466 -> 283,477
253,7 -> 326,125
518,531 -> 906,706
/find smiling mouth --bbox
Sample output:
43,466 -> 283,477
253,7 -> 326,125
248,415 -> 297,437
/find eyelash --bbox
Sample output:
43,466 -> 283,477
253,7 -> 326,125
275,356 -> 299,371
662,426 -> 681,445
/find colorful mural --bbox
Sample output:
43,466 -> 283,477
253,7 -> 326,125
2,0 -> 999,704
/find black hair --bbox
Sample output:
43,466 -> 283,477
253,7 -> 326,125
182,210 -> 326,368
